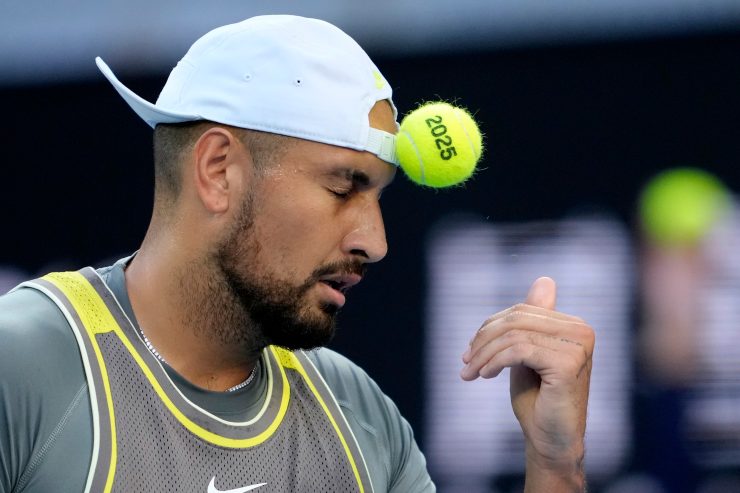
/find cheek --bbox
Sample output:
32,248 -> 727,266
253,197 -> 340,275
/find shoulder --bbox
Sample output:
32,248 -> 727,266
0,285 -> 81,364
303,347 -> 374,390
303,348 -> 435,492
303,347 -> 389,418
302,348 -> 408,453
0,283 -> 89,414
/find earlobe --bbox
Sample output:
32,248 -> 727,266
192,127 -> 248,214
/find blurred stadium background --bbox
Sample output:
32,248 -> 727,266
3,2 -> 740,492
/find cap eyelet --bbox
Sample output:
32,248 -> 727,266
243,73 -> 252,82
294,79 -> 303,86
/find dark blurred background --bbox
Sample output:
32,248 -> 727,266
3,2 -> 740,492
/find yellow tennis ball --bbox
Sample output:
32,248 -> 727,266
639,167 -> 731,246
396,102 -> 483,188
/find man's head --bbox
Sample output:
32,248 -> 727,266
100,16 -> 399,352
152,102 -> 395,352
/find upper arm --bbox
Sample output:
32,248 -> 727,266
0,287 -> 91,492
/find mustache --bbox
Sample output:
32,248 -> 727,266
310,259 -> 367,282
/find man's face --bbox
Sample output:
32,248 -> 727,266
216,101 -> 397,350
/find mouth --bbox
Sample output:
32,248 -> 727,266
318,273 -> 362,294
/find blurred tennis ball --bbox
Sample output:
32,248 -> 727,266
396,102 -> 482,188
639,167 -> 731,246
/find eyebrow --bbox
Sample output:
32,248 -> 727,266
330,168 -> 370,187
326,166 -> 395,193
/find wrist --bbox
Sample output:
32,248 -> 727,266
524,444 -> 586,493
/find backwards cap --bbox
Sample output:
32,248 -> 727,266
96,15 -> 399,165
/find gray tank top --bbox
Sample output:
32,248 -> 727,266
20,268 -> 374,493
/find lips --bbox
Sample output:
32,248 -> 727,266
318,273 -> 362,294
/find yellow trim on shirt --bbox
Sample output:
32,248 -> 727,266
43,272 -> 119,492
44,271 -> 291,449
272,347 -> 365,492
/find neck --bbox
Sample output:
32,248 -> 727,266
125,236 -> 264,392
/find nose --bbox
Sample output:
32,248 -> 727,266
341,197 -> 388,263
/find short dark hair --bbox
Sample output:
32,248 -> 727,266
153,121 -> 294,204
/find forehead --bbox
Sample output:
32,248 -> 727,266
267,139 -> 396,191
280,138 -> 397,189
259,99 -> 398,188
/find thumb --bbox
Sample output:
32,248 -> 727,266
525,276 -> 557,310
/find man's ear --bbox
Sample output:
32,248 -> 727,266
191,127 -> 251,214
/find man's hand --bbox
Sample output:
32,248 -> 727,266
460,277 -> 594,492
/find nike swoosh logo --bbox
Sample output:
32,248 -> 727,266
207,477 -> 266,493
373,70 -> 385,89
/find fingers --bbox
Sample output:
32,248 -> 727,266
474,303 -> 584,338
461,326 -> 590,381
461,304 -> 594,382
464,306 -> 588,362
475,345 -> 569,381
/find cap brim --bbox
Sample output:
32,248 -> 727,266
95,57 -> 199,128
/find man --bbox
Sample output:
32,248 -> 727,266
0,15 -> 594,493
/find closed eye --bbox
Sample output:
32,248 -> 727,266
329,188 -> 352,199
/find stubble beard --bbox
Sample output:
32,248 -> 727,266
198,194 -> 354,354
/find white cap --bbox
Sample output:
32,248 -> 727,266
96,15 -> 399,165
